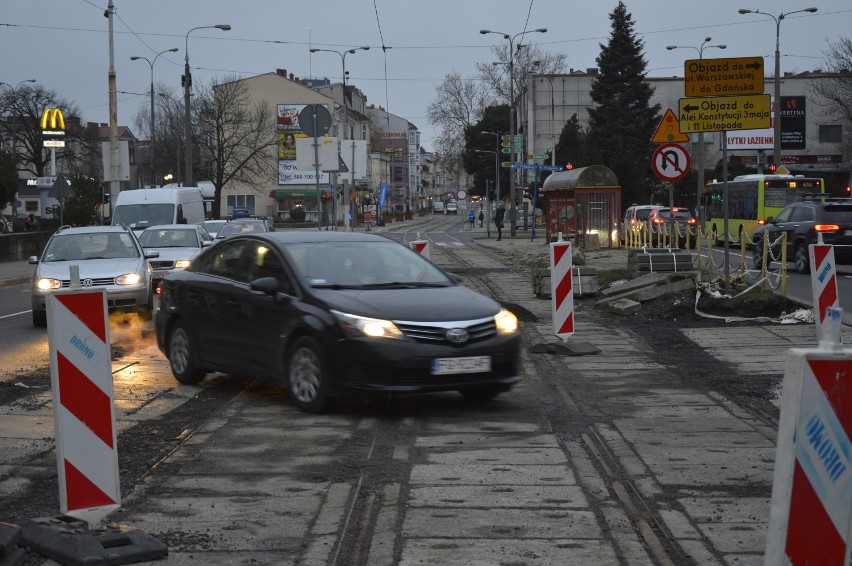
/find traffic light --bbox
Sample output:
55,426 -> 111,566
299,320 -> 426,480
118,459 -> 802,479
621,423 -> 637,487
565,162 -> 574,170
768,164 -> 777,172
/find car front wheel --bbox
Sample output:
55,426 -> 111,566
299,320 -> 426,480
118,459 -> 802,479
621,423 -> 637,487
32,309 -> 46,327
287,336 -> 330,413
794,242 -> 810,274
167,320 -> 206,384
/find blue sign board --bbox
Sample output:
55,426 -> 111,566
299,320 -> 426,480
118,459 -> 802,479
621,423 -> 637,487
379,183 -> 388,208
510,163 -> 563,172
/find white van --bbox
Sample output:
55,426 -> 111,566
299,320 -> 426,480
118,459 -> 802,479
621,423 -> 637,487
111,188 -> 206,234
433,201 -> 444,214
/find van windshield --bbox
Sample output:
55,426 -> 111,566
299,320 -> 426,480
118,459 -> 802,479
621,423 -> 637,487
112,203 -> 175,230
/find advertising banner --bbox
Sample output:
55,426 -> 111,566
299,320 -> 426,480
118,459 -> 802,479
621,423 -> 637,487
277,103 -> 331,185
725,96 -> 806,150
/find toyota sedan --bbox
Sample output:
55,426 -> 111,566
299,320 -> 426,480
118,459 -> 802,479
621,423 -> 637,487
154,231 -> 521,412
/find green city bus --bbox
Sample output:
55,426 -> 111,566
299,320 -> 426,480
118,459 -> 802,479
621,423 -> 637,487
702,174 -> 825,244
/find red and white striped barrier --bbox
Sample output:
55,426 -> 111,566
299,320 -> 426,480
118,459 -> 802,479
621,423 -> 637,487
47,289 -> 120,529
549,239 -> 574,340
409,238 -> 430,260
809,244 -> 841,343
766,349 -> 852,565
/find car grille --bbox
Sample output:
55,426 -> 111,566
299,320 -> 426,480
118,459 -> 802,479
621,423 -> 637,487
150,260 -> 175,269
59,277 -> 116,288
395,319 -> 497,345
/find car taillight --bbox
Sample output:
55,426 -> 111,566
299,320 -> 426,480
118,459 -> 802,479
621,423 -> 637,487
687,218 -> 696,224
815,224 -> 840,232
757,219 -> 765,225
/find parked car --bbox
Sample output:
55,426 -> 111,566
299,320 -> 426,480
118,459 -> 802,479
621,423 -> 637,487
29,225 -> 158,327
137,224 -> 213,286
621,204 -> 663,244
214,218 -> 275,239
201,219 -> 229,238
154,231 -> 521,413
752,199 -> 852,273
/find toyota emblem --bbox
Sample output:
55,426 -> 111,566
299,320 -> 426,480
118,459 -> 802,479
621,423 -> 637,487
445,328 -> 469,344
81,278 -> 94,287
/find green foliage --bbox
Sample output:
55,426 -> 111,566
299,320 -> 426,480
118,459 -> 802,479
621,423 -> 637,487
0,150 -> 17,211
586,1 -> 661,210
60,176 -> 102,226
463,105 -> 510,198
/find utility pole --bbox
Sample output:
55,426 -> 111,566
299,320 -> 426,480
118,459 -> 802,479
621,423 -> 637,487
106,0 -> 120,203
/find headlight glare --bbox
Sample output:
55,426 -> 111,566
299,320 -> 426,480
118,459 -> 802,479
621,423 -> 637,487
116,272 -> 142,286
36,278 -> 61,291
332,310 -> 404,340
175,260 -> 191,269
494,308 -> 518,334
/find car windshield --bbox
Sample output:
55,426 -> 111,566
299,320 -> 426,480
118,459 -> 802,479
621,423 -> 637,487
111,203 -> 175,230
138,228 -> 198,248
283,240 -> 453,288
42,232 -> 139,262
216,221 -> 267,239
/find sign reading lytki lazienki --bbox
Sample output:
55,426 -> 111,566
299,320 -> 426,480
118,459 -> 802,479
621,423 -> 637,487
678,94 -> 771,133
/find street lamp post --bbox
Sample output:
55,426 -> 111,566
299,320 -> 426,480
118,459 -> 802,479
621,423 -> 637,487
480,27 -> 547,237
131,48 -> 178,188
309,46 -> 370,230
738,7 -> 817,170
183,24 -> 230,188
666,38 -> 726,217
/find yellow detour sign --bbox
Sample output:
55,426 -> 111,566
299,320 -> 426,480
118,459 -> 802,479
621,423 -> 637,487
651,109 -> 690,143
678,94 -> 771,133
684,57 -> 764,97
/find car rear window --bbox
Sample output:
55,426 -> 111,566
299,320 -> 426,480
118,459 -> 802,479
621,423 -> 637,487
659,209 -> 693,220
823,204 -> 852,222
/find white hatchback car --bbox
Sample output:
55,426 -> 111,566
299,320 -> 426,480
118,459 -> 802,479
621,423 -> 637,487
29,225 -> 158,327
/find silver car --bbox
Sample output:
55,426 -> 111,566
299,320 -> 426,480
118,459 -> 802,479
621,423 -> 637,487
137,224 -> 213,286
29,225 -> 158,327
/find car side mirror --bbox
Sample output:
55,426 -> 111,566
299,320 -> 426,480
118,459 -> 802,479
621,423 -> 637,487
766,216 -> 776,224
28,255 -> 39,264
145,251 -> 160,259
201,240 -> 213,247
250,276 -> 283,297
177,217 -> 187,224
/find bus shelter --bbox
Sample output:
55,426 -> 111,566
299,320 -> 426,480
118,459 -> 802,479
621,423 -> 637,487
540,165 -> 621,249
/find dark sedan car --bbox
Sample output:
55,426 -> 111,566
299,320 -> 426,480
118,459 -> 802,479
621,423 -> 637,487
154,232 -> 521,412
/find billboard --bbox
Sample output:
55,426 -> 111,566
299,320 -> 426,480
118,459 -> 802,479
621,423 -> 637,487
277,103 -> 332,185
725,96 -> 806,150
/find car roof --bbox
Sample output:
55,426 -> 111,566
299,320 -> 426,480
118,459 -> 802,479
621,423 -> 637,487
140,224 -> 199,231
238,231 -> 391,245
55,225 -> 132,235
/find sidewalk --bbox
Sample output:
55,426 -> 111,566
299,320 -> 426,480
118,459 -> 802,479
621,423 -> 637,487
0,259 -> 33,287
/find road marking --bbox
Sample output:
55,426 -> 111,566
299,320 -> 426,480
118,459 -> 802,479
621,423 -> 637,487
0,310 -> 31,320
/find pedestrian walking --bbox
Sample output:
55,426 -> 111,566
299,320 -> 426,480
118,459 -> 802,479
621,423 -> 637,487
467,210 -> 475,230
478,210 -> 484,227
494,204 -> 505,241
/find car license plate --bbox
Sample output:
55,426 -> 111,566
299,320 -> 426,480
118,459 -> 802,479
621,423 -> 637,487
431,356 -> 491,375
153,271 -> 169,279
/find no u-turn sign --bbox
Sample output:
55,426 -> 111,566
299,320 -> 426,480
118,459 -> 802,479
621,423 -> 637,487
651,143 -> 691,182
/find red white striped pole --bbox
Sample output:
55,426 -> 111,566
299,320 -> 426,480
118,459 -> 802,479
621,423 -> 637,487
809,244 -> 841,344
409,233 -> 430,260
550,235 -> 574,341
47,288 -> 120,529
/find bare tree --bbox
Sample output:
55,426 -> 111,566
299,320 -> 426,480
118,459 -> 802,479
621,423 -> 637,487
0,83 -> 83,177
195,76 -> 278,219
426,71 -> 490,164
810,38 -> 852,137
475,43 -> 567,105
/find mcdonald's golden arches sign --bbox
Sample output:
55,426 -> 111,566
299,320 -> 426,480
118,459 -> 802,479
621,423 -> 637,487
40,108 -> 66,133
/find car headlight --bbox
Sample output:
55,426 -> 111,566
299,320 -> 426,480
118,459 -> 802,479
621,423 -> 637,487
332,310 -> 405,340
115,273 -> 143,286
174,260 -> 191,269
36,278 -> 62,291
494,308 -> 518,334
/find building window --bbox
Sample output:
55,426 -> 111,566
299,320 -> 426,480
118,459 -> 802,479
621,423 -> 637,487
818,125 -> 842,143
226,194 -> 256,214
25,201 -> 39,212
393,167 -> 404,183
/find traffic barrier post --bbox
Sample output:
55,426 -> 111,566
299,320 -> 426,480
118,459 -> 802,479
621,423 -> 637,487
47,287 -> 120,529
809,243 -> 841,343
765,330 -> 851,565
549,233 -> 574,341
409,232 -> 430,260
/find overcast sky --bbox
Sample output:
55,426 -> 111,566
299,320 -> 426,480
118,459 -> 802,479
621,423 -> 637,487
2,1 -> 849,150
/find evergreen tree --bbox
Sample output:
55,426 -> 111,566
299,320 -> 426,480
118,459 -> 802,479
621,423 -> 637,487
586,1 -> 660,208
